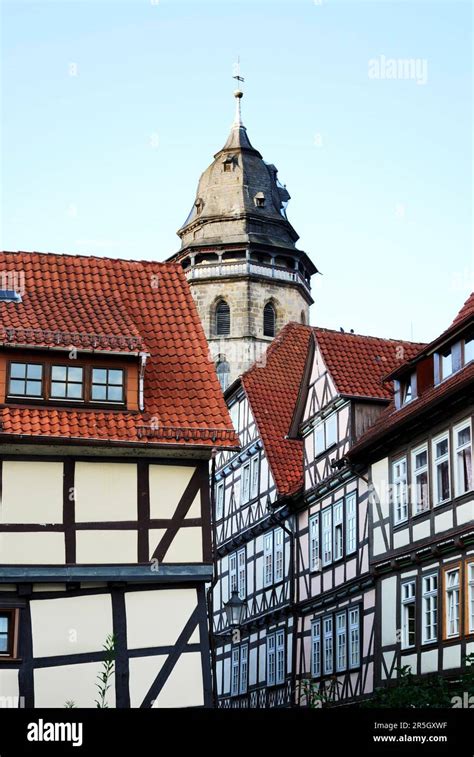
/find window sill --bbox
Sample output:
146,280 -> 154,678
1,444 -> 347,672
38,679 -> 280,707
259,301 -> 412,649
0,657 -> 21,663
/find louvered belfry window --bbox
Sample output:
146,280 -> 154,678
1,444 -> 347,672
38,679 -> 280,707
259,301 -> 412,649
215,300 -> 230,335
263,302 -> 276,337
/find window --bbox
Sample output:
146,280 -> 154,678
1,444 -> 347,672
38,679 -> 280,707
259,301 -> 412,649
239,644 -> 248,694
274,529 -> 284,583
267,634 -> 275,686
422,573 -> 438,644
50,365 -> 83,400
439,346 -> 453,381
468,563 -> 474,635
231,648 -> 239,696
9,362 -> 43,397
229,553 -> 237,595
322,507 -> 332,566
216,482 -> 224,520
323,616 -> 333,674
402,377 -> 413,404
392,458 -> 408,524
264,533 -> 273,587
432,434 -> 450,504
309,514 -> 320,571
263,303 -> 276,337
237,548 -> 246,600
0,610 -> 18,658
454,421 -> 472,496
311,620 -> 321,678
401,581 -> 416,648
216,359 -> 230,391
445,567 -> 460,638
336,612 -> 347,672
215,300 -> 230,336
254,192 -> 265,208
349,608 -> 360,669
223,156 -> 235,172
333,500 -> 343,561
91,368 -> 124,402
250,455 -> 259,499
345,493 -> 357,555
412,446 -> 429,514
241,462 -> 250,504
465,336 -> 474,364
275,630 -> 285,684
314,414 -> 337,455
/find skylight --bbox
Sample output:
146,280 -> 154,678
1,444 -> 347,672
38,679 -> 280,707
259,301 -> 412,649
0,290 -> 22,303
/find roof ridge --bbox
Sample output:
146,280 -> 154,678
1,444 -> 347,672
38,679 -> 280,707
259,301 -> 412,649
1,250 -> 181,269
313,325 -> 424,346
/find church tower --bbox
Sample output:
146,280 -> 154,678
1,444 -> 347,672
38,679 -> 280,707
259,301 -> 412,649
169,86 -> 317,390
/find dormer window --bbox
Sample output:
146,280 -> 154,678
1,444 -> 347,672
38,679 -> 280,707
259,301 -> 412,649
0,290 -> 22,303
464,335 -> 473,364
396,372 -> 417,408
194,198 -> 204,215
51,365 -> 83,400
9,362 -> 43,397
223,156 -> 235,172
254,192 -> 265,208
439,346 -> 453,380
92,368 -> 124,402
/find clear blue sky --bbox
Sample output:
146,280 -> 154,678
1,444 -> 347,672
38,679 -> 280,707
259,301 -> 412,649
1,0 -> 472,343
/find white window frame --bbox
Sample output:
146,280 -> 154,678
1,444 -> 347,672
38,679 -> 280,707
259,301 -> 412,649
250,454 -> 259,500
239,644 -> 248,695
311,619 -> 321,678
309,514 -> 320,571
439,347 -> 453,381
231,647 -> 239,696
412,445 -> 429,514
323,616 -> 333,675
333,500 -> 344,561
465,336 -> 474,364
445,567 -> 460,638
336,611 -> 347,672
453,419 -> 472,497
263,532 -> 273,587
315,422 -> 325,456
274,528 -> 284,583
468,562 -> 474,635
266,633 -> 276,686
392,457 -> 408,524
216,481 -> 224,520
401,580 -> 416,649
345,493 -> 357,555
229,553 -> 237,595
432,433 -> 450,505
322,507 -> 332,566
237,547 -> 246,600
275,630 -> 285,685
422,573 -> 438,644
325,413 -> 337,449
241,462 -> 250,505
349,607 -> 360,669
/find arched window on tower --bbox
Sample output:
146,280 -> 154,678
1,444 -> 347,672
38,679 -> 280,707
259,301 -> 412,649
263,302 -> 276,337
215,300 -> 230,336
216,359 -> 230,391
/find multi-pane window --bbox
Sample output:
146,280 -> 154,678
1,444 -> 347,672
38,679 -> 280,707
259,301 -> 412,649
311,620 -> 321,678
422,574 -> 438,644
229,548 -> 246,599
336,612 -> 346,672
50,365 -> 83,399
267,634 -> 276,686
392,458 -> 408,524
231,648 -> 239,696
469,563 -> 474,634
314,413 -> 338,455
412,446 -> 429,514
274,529 -> 284,583
239,644 -> 248,695
401,580 -> 416,649
91,368 -> 124,402
309,514 -> 320,571
9,362 -> 43,397
0,614 -> 10,655
439,347 -> 453,381
345,493 -> 357,554
322,508 -> 332,566
445,567 -> 460,638
275,631 -> 285,684
465,336 -> 474,364
312,608 -> 360,678
323,616 -> 333,675
454,421 -> 472,496
333,501 -> 343,561
433,434 -> 450,504
229,553 -> 237,595
250,455 -> 259,499
264,533 -> 273,587
241,462 -> 250,504
349,608 -> 360,668
216,482 -> 224,520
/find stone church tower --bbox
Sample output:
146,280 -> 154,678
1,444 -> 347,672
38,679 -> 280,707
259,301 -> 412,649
169,89 -> 317,390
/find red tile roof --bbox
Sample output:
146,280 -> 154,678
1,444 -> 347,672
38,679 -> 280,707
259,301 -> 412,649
0,251 -> 238,449
314,328 -> 425,400
240,323 -> 423,496
450,291 -> 474,328
242,323 -> 312,496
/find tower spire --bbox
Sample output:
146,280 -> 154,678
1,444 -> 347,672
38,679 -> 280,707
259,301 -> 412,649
232,57 -> 245,127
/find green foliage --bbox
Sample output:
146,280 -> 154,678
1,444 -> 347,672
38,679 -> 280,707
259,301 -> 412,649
64,700 -> 77,708
94,634 -> 116,709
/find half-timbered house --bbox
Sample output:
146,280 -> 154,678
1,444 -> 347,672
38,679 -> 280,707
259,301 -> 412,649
348,293 -> 474,691
212,323 -> 311,707
290,327 -> 423,705
0,250 -> 237,708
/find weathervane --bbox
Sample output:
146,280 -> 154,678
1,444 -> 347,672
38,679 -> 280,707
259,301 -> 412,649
232,57 -> 244,125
